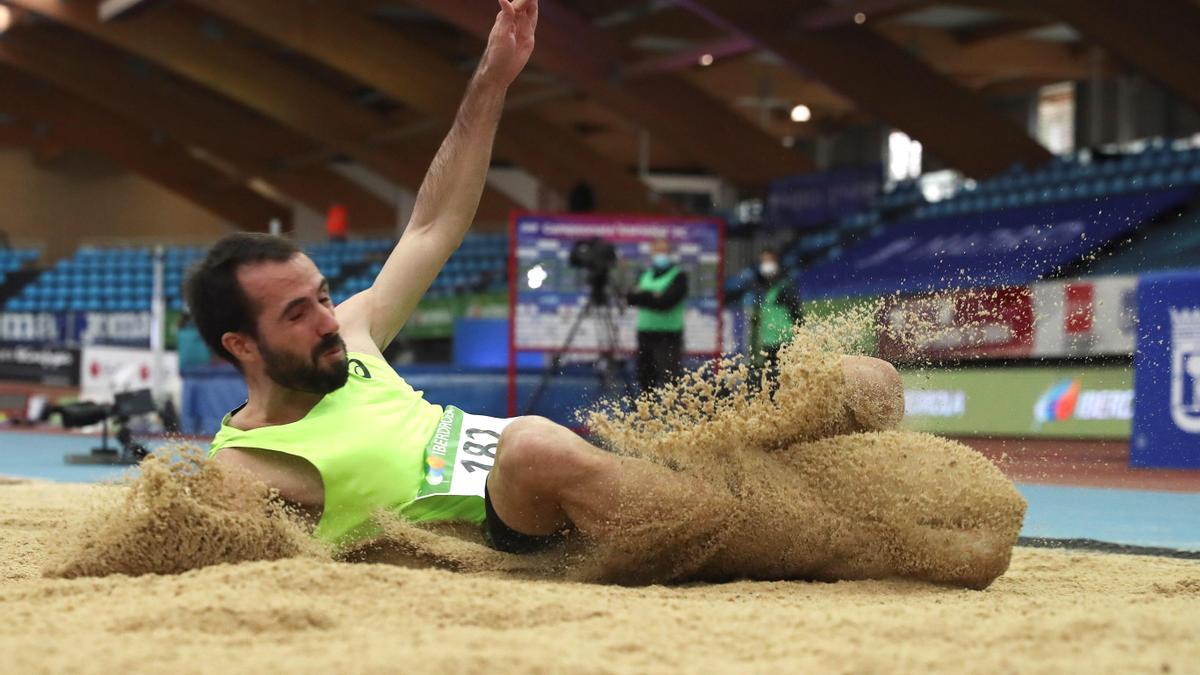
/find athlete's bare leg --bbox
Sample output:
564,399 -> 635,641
684,434 -> 1023,590
487,413 -> 1021,589
487,417 -> 736,582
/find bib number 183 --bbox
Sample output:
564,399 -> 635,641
459,427 -> 500,474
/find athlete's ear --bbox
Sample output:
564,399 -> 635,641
221,331 -> 256,365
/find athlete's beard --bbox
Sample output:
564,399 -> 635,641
259,332 -> 349,394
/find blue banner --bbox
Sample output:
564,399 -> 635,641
1131,271 -> 1200,468
801,188 -> 1195,299
0,311 -> 154,348
767,164 -> 881,229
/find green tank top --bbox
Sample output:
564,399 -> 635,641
208,352 -> 446,546
635,265 -> 685,332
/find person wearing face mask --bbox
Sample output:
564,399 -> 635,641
749,248 -> 803,386
625,239 -> 689,393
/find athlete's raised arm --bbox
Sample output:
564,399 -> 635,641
337,0 -> 537,355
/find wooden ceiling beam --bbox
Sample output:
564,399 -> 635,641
943,0 -> 1054,22
623,35 -> 756,78
0,22 -> 399,231
880,24 -> 1094,81
187,0 -> 666,213
409,0 -> 813,187
98,0 -> 165,22
1040,0 -> 1200,114
954,19 -> 1057,47
680,0 -> 1052,177
802,0 -> 936,30
5,0 -> 517,221
0,69 -> 291,230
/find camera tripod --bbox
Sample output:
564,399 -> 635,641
63,412 -> 150,466
524,277 -> 629,415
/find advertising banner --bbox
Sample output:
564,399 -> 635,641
510,213 -> 724,355
767,164 -> 882,230
902,366 -> 1133,439
876,287 -> 1034,362
0,312 -> 64,343
0,311 -> 155,347
80,345 -> 181,406
1131,271 -> 1200,468
0,343 -> 80,386
1032,276 -> 1137,357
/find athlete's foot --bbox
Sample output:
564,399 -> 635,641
840,356 -> 904,432
911,525 -> 1015,590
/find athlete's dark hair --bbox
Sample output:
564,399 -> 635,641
184,233 -> 301,371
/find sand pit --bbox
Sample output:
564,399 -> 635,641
1,480 -> 1197,673
4,309 -> 1195,672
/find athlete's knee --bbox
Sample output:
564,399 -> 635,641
842,356 -> 904,430
496,416 -> 602,490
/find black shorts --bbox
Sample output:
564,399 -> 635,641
482,483 -> 561,554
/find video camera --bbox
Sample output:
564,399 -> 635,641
59,388 -> 157,465
568,237 -> 617,303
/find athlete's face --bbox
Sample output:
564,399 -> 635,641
234,254 -> 348,394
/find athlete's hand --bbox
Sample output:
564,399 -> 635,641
477,0 -> 538,89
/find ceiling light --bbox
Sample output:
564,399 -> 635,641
0,7 -> 13,34
698,53 -> 714,67
790,104 -> 812,123
854,12 -> 867,25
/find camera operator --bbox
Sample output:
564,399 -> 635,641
625,239 -> 688,393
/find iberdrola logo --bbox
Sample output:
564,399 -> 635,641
425,456 -> 446,486
1034,378 -> 1081,423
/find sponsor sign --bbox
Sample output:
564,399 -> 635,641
0,312 -> 62,343
0,311 -> 156,347
877,287 -> 1034,361
1032,379 -> 1132,425
1132,271 -> 1200,468
1032,276 -> 1137,357
79,312 -> 153,346
901,366 -> 1132,438
0,344 -> 80,386
904,389 -> 966,418
1170,308 -> 1200,434
80,345 -> 181,407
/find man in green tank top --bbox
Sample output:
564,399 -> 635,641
182,0 -> 1018,590
626,239 -> 688,393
